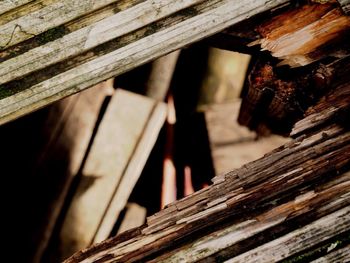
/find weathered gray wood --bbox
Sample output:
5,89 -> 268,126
310,245 -> 350,263
225,206 -> 350,263
59,89 -> 166,259
338,0 -> 350,14
0,0 -> 290,126
0,0 -> 34,15
0,0 -> 134,49
0,0 -> 201,85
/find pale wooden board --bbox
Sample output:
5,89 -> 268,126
225,206 -> 350,263
310,245 -> 350,263
33,80 -> 112,263
0,0 -> 128,48
59,89 -> 166,259
117,203 -> 147,235
0,0 -> 34,15
0,0 -> 201,85
0,0 -> 290,125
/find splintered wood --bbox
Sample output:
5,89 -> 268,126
252,2 -> 350,67
64,82 -> 350,262
0,0 -> 291,125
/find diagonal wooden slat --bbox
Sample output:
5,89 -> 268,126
0,0 -> 35,16
0,0 -> 290,125
0,0 -> 204,85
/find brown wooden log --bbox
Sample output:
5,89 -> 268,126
64,97 -> 350,262
238,54 -> 350,135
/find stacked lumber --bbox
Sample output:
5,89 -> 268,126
65,81 -> 350,262
0,0 -> 291,125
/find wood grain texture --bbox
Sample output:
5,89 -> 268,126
0,0 -> 201,85
0,0 -> 127,49
310,244 -> 350,263
59,89 -> 166,260
0,0 -> 290,125
0,0 -> 34,15
225,206 -> 350,263
64,101 -> 350,263
253,3 -> 350,67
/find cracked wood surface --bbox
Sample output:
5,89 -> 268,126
65,85 -> 350,262
0,0 -> 290,125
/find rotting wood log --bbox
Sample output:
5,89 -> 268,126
58,89 -> 166,260
64,93 -> 350,262
0,0 -> 291,125
252,1 -> 350,67
238,54 -> 350,135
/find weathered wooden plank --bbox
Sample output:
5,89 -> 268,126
94,101 -> 167,243
0,0 -> 34,15
153,178 -> 350,262
0,0 -> 201,85
225,206 -> 350,263
0,0 -> 290,125
310,244 -> 350,263
59,89 -> 166,259
0,0 -> 137,49
33,80 -> 113,263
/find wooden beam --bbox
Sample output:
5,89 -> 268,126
0,0 -> 34,16
226,206 -> 350,263
0,0 -> 290,125
310,244 -> 350,263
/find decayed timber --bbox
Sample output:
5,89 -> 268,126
226,207 -> 350,263
0,0 -> 291,125
252,2 -> 350,67
238,54 -> 350,135
59,89 -> 166,260
65,91 -> 350,263
310,244 -> 350,263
